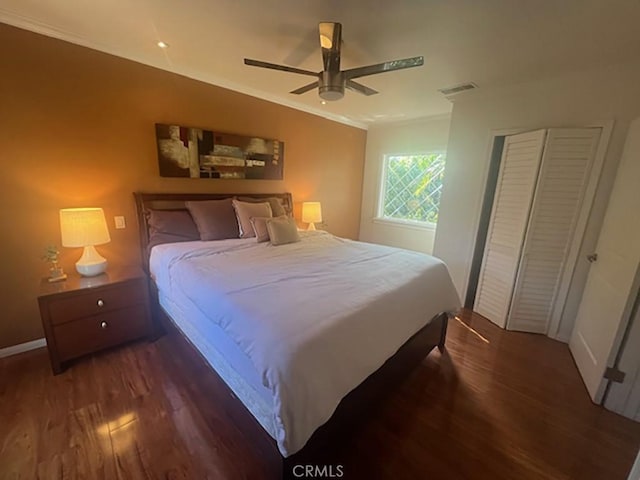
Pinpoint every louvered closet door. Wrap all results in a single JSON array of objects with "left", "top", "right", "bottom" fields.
[
  {"left": 507, "top": 128, "right": 601, "bottom": 333},
  {"left": 474, "top": 130, "right": 547, "bottom": 328}
]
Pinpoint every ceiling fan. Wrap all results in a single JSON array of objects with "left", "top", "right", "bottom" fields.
[{"left": 244, "top": 22, "right": 424, "bottom": 101}]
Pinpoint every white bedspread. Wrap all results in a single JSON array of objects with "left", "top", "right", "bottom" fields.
[{"left": 150, "top": 231, "right": 460, "bottom": 456}]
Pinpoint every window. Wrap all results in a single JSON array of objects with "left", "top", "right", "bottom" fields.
[{"left": 378, "top": 152, "right": 446, "bottom": 227}]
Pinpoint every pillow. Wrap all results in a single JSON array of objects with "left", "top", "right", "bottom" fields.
[
  {"left": 266, "top": 216, "right": 301, "bottom": 246},
  {"left": 185, "top": 198, "right": 240, "bottom": 241},
  {"left": 147, "top": 209, "right": 200, "bottom": 249},
  {"left": 250, "top": 216, "right": 272, "bottom": 243},
  {"left": 250, "top": 215, "right": 287, "bottom": 243},
  {"left": 233, "top": 199, "right": 273, "bottom": 238},
  {"left": 237, "top": 196, "right": 287, "bottom": 217}
]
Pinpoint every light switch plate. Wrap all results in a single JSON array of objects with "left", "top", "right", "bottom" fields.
[{"left": 114, "top": 216, "right": 126, "bottom": 229}]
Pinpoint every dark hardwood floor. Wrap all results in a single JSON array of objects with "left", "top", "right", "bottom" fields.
[{"left": 1, "top": 310, "right": 639, "bottom": 479}]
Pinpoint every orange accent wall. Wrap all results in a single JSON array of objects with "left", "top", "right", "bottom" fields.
[{"left": 0, "top": 24, "right": 366, "bottom": 349}]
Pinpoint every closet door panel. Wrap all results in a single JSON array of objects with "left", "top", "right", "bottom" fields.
[
  {"left": 474, "top": 130, "right": 547, "bottom": 327},
  {"left": 507, "top": 128, "right": 601, "bottom": 332}
]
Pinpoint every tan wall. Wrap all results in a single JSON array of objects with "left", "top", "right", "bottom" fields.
[{"left": 0, "top": 24, "right": 367, "bottom": 349}]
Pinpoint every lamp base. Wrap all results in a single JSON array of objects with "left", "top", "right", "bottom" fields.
[
  {"left": 76, "top": 245, "right": 108, "bottom": 277},
  {"left": 307, "top": 223, "right": 316, "bottom": 231}
]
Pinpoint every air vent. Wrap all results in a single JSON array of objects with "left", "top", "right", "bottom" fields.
[{"left": 438, "top": 82, "right": 478, "bottom": 96}]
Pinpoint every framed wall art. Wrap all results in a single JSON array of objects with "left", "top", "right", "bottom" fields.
[{"left": 155, "top": 124, "right": 284, "bottom": 180}]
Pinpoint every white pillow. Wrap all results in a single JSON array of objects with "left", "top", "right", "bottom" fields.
[{"left": 232, "top": 199, "right": 272, "bottom": 238}]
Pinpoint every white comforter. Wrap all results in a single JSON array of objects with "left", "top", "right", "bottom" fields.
[{"left": 150, "top": 231, "right": 460, "bottom": 456}]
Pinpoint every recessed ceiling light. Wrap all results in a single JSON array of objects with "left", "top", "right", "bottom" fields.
[
  {"left": 321, "top": 100, "right": 327, "bottom": 105},
  {"left": 157, "top": 41, "right": 169, "bottom": 49}
]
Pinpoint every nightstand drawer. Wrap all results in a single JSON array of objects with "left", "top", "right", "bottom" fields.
[
  {"left": 47, "top": 279, "right": 146, "bottom": 326},
  {"left": 54, "top": 305, "right": 150, "bottom": 361}
]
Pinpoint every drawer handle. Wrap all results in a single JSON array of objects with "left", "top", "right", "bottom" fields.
[
  {"left": 97, "top": 299, "right": 104, "bottom": 307},
  {"left": 100, "top": 321, "right": 108, "bottom": 329}
]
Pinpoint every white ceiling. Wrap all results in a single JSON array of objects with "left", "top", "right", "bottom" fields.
[{"left": 2, "top": 0, "right": 640, "bottom": 129}]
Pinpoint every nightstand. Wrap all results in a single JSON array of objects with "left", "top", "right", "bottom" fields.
[{"left": 37, "top": 266, "right": 152, "bottom": 374}]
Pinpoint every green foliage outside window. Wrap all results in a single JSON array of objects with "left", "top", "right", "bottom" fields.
[{"left": 382, "top": 153, "right": 446, "bottom": 225}]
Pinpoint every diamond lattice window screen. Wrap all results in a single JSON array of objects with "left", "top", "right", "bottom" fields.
[{"left": 381, "top": 153, "right": 446, "bottom": 224}]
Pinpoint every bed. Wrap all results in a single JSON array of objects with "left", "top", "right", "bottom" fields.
[{"left": 134, "top": 192, "right": 460, "bottom": 476}]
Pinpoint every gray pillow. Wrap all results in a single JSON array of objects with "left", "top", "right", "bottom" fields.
[
  {"left": 233, "top": 199, "right": 273, "bottom": 238},
  {"left": 147, "top": 209, "right": 200, "bottom": 249},
  {"left": 266, "top": 216, "right": 300, "bottom": 246},
  {"left": 237, "top": 196, "right": 287, "bottom": 217},
  {"left": 185, "top": 198, "right": 240, "bottom": 240}
]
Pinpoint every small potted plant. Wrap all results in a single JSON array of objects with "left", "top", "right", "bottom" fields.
[{"left": 42, "top": 244, "right": 67, "bottom": 282}]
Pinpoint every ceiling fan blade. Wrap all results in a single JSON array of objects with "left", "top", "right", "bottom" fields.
[
  {"left": 244, "top": 58, "right": 318, "bottom": 77},
  {"left": 319, "top": 22, "right": 342, "bottom": 72},
  {"left": 345, "top": 80, "right": 378, "bottom": 96},
  {"left": 343, "top": 56, "right": 424, "bottom": 80},
  {"left": 290, "top": 82, "right": 319, "bottom": 95}
]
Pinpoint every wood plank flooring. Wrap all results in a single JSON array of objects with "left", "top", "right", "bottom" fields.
[{"left": 1, "top": 310, "right": 639, "bottom": 479}]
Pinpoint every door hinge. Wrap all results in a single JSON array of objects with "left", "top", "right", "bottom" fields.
[{"left": 604, "top": 367, "right": 626, "bottom": 383}]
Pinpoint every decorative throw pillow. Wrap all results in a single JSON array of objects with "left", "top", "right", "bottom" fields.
[
  {"left": 237, "top": 196, "right": 287, "bottom": 217},
  {"left": 185, "top": 198, "right": 240, "bottom": 241},
  {"left": 251, "top": 215, "right": 287, "bottom": 242},
  {"left": 266, "top": 216, "right": 301, "bottom": 246},
  {"left": 232, "top": 199, "right": 273, "bottom": 238},
  {"left": 250, "top": 216, "right": 271, "bottom": 243},
  {"left": 147, "top": 209, "right": 200, "bottom": 249}
]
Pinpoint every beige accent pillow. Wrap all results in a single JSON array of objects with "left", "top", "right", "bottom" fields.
[
  {"left": 249, "top": 215, "right": 279, "bottom": 243},
  {"left": 232, "top": 199, "right": 272, "bottom": 238},
  {"left": 266, "top": 216, "right": 300, "bottom": 246}
]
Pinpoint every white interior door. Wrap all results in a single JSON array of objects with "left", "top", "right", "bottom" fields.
[
  {"left": 604, "top": 288, "right": 640, "bottom": 420},
  {"left": 507, "top": 128, "right": 601, "bottom": 333},
  {"left": 474, "top": 130, "right": 546, "bottom": 327},
  {"left": 570, "top": 117, "right": 640, "bottom": 402}
]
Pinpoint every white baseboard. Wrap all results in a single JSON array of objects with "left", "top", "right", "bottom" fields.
[{"left": 0, "top": 338, "right": 47, "bottom": 359}]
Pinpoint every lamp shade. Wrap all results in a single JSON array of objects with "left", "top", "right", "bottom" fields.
[
  {"left": 302, "top": 202, "right": 322, "bottom": 224},
  {"left": 60, "top": 208, "right": 111, "bottom": 247}
]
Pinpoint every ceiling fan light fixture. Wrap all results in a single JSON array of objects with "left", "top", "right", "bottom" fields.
[
  {"left": 319, "top": 87, "right": 344, "bottom": 101},
  {"left": 319, "top": 71, "right": 344, "bottom": 101}
]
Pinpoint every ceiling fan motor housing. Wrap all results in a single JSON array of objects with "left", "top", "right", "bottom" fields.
[{"left": 319, "top": 71, "right": 344, "bottom": 101}]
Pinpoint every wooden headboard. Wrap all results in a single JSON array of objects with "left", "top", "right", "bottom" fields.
[{"left": 133, "top": 192, "right": 293, "bottom": 273}]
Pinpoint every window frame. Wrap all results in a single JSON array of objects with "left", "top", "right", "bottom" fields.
[{"left": 375, "top": 151, "right": 446, "bottom": 230}]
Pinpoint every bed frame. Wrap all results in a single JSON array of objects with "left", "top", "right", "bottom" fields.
[{"left": 133, "top": 191, "right": 448, "bottom": 478}]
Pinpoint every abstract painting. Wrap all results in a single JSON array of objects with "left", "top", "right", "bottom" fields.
[{"left": 155, "top": 124, "right": 284, "bottom": 180}]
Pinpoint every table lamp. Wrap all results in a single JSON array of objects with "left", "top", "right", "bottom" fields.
[
  {"left": 302, "top": 202, "right": 322, "bottom": 231},
  {"left": 60, "top": 208, "right": 111, "bottom": 276}
]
